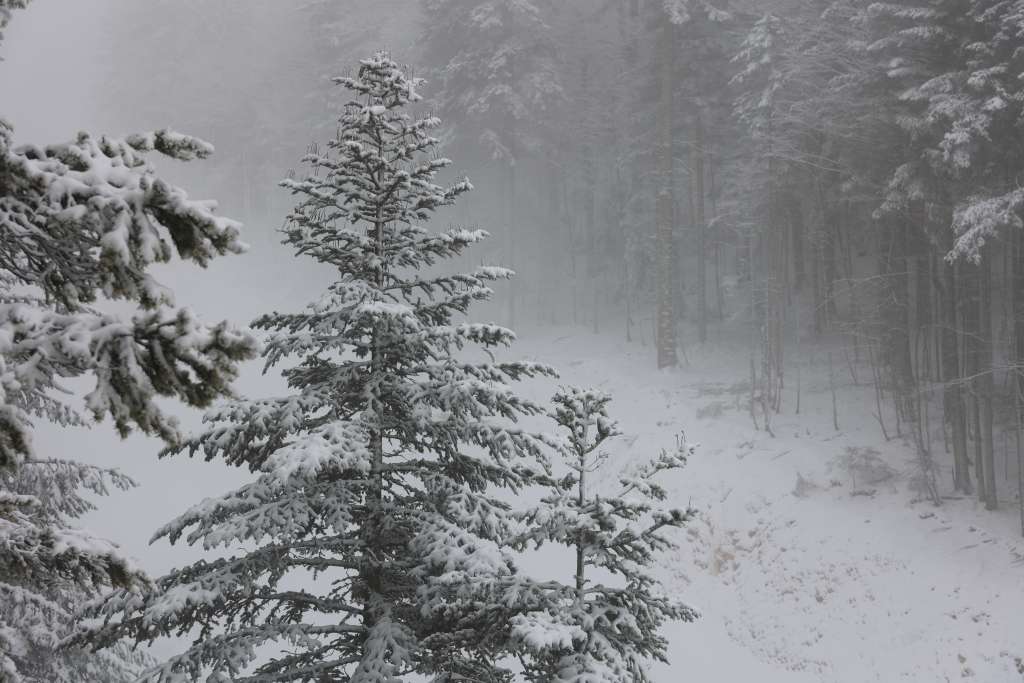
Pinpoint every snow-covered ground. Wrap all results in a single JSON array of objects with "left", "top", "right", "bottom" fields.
[
  {"left": 50, "top": 320, "right": 1024, "bottom": 681},
  {"left": 514, "top": 326, "right": 1024, "bottom": 683}
]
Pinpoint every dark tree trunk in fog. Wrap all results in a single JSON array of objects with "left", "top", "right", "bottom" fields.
[
  {"left": 502, "top": 159, "right": 518, "bottom": 329},
  {"left": 761, "top": 111, "right": 785, "bottom": 414},
  {"left": 1014, "top": 225, "right": 1024, "bottom": 515},
  {"left": 788, "top": 194, "right": 805, "bottom": 293},
  {"left": 980, "top": 253, "right": 997, "bottom": 509},
  {"left": 914, "top": 244, "right": 933, "bottom": 383},
  {"left": 811, "top": 182, "right": 829, "bottom": 335},
  {"left": 961, "top": 260, "right": 987, "bottom": 503},
  {"left": 878, "top": 218, "right": 916, "bottom": 430},
  {"left": 693, "top": 106, "right": 707, "bottom": 344},
  {"left": 942, "top": 258, "right": 971, "bottom": 494},
  {"left": 709, "top": 140, "right": 724, "bottom": 322},
  {"left": 824, "top": 203, "right": 841, "bottom": 324},
  {"left": 581, "top": 60, "right": 599, "bottom": 334},
  {"left": 959, "top": 253, "right": 997, "bottom": 509},
  {"left": 621, "top": 0, "right": 643, "bottom": 344},
  {"left": 655, "top": 14, "right": 677, "bottom": 368}
]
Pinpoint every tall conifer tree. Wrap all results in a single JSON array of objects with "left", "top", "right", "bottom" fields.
[{"left": 79, "top": 53, "right": 556, "bottom": 682}]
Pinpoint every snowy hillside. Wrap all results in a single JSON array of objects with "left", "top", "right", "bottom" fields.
[
  {"left": 511, "top": 327, "right": 1024, "bottom": 682},
  {"left": 23, "top": 318, "right": 1024, "bottom": 681}
]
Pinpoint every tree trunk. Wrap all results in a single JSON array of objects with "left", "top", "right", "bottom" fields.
[
  {"left": 581, "top": 60, "right": 599, "bottom": 334},
  {"left": 962, "top": 260, "right": 987, "bottom": 503},
  {"left": 788, "top": 193, "right": 806, "bottom": 293},
  {"left": 1015, "top": 222, "right": 1024, "bottom": 524},
  {"left": 709, "top": 140, "right": 724, "bottom": 321},
  {"left": 980, "top": 253, "right": 997, "bottom": 509},
  {"left": 811, "top": 181, "right": 828, "bottom": 334},
  {"left": 879, "top": 218, "right": 916, "bottom": 424},
  {"left": 915, "top": 248, "right": 933, "bottom": 382},
  {"left": 693, "top": 106, "right": 707, "bottom": 343},
  {"left": 655, "top": 15, "right": 677, "bottom": 368},
  {"left": 942, "top": 259, "right": 971, "bottom": 493},
  {"left": 365, "top": 201, "right": 386, "bottom": 630}
]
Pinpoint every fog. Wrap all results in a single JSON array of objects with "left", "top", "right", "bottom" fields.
[{"left": 3, "top": 1, "right": 1024, "bottom": 681}]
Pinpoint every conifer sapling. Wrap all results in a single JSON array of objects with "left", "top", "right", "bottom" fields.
[{"left": 513, "top": 387, "right": 698, "bottom": 683}]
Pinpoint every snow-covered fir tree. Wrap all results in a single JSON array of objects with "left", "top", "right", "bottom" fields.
[
  {"left": 78, "top": 52, "right": 558, "bottom": 682},
  {"left": 512, "top": 387, "right": 698, "bottom": 682},
  {"left": 862, "top": 0, "right": 1024, "bottom": 263},
  {"left": 421, "top": 0, "right": 563, "bottom": 163},
  {"left": 1, "top": 460, "right": 153, "bottom": 682},
  {"left": 730, "top": 13, "right": 785, "bottom": 157},
  {"left": 1, "top": 3, "right": 254, "bottom": 681}
]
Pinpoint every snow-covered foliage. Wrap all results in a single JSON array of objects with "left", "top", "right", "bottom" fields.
[
  {"left": 731, "top": 14, "right": 784, "bottom": 147},
  {"left": 421, "top": 0, "right": 564, "bottom": 162},
  {"left": 0, "top": 459, "right": 152, "bottom": 682},
  {"left": 0, "top": 6, "right": 254, "bottom": 680},
  {"left": 950, "top": 188, "right": 1024, "bottom": 263},
  {"left": 662, "top": 0, "right": 730, "bottom": 25},
  {"left": 0, "top": 120, "right": 258, "bottom": 470},
  {"left": 513, "top": 387, "right": 698, "bottom": 682},
  {"left": 76, "top": 53, "right": 558, "bottom": 681},
  {"left": 864, "top": 0, "right": 1024, "bottom": 258}
]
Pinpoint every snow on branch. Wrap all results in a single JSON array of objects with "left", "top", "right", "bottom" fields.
[{"left": 948, "top": 188, "right": 1024, "bottom": 263}]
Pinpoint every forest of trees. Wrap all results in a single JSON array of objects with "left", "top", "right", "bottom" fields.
[
  {"left": 96, "top": 0, "right": 1024, "bottom": 519},
  {"left": 4, "top": 0, "right": 1024, "bottom": 679},
  {"left": 407, "top": 0, "right": 1024, "bottom": 518}
]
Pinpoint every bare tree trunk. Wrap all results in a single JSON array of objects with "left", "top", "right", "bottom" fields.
[
  {"left": 942, "top": 259, "right": 971, "bottom": 493},
  {"left": 760, "top": 113, "right": 784, "bottom": 413},
  {"left": 824, "top": 204, "right": 841, "bottom": 325},
  {"left": 962, "top": 261, "right": 987, "bottom": 503},
  {"left": 1015, "top": 223, "right": 1024, "bottom": 530},
  {"left": 829, "top": 351, "right": 839, "bottom": 430},
  {"left": 693, "top": 106, "right": 707, "bottom": 344},
  {"left": 915, "top": 247, "right": 933, "bottom": 383},
  {"left": 580, "top": 60, "right": 599, "bottom": 334},
  {"left": 655, "top": 15, "right": 677, "bottom": 368},
  {"left": 710, "top": 139, "right": 724, "bottom": 322},
  {"left": 769, "top": 216, "right": 785, "bottom": 412},
  {"left": 981, "top": 253, "right": 997, "bottom": 509},
  {"left": 869, "top": 341, "right": 891, "bottom": 441},
  {"left": 623, "top": 0, "right": 642, "bottom": 343},
  {"left": 789, "top": 194, "right": 805, "bottom": 292},
  {"left": 879, "top": 218, "right": 916, "bottom": 425},
  {"left": 811, "top": 181, "right": 827, "bottom": 335},
  {"left": 558, "top": 162, "right": 580, "bottom": 326}
]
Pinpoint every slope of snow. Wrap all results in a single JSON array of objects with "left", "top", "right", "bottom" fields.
[
  {"left": 38, "top": 316, "right": 1024, "bottom": 680},
  {"left": 512, "top": 326, "right": 1024, "bottom": 682}
]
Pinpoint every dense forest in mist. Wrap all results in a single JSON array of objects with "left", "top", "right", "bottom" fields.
[
  {"left": 4, "top": 0, "right": 1024, "bottom": 681},
  {"left": 92, "top": 0, "right": 1024, "bottom": 518}
]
